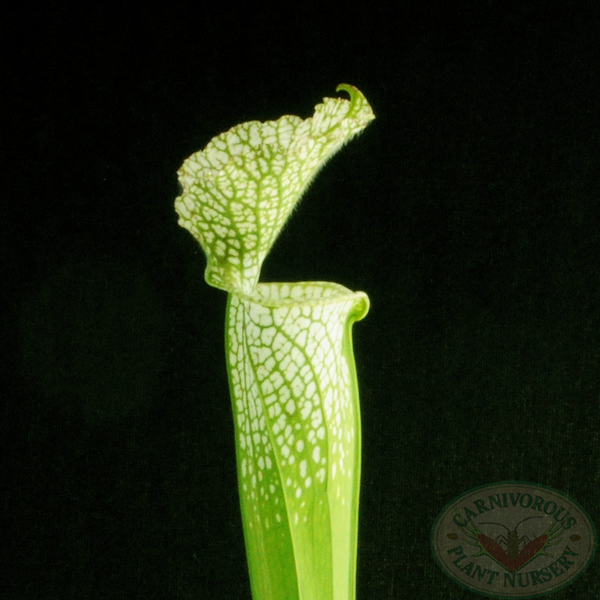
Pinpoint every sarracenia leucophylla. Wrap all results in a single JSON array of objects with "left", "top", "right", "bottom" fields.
[{"left": 175, "top": 86, "right": 375, "bottom": 600}]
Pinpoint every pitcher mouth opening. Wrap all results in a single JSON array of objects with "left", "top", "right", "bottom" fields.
[{"left": 234, "top": 281, "right": 369, "bottom": 318}]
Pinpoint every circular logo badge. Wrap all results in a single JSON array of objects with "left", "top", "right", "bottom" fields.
[{"left": 431, "top": 481, "right": 596, "bottom": 598}]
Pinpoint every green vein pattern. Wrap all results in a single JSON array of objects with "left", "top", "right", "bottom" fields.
[{"left": 175, "top": 84, "right": 375, "bottom": 294}]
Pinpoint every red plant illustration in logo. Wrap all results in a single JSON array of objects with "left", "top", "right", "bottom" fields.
[{"left": 463, "top": 517, "right": 564, "bottom": 572}]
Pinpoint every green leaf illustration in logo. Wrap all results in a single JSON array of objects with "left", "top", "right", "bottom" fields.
[{"left": 175, "top": 85, "right": 374, "bottom": 600}]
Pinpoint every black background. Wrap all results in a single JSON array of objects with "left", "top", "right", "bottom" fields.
[{"left": 2, "top": 1, "right": 599, "bottom": 598}]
